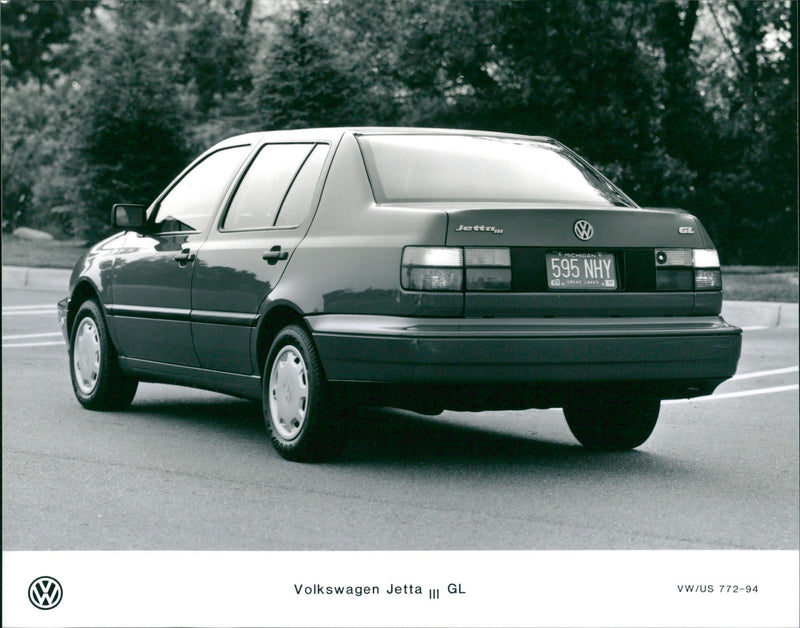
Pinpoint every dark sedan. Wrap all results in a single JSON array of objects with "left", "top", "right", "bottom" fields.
[{"left": 59, "top": 128, "right": 742, "bottom": 460}]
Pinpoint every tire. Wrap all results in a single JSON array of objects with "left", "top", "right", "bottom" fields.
[
  {"left": 564, "top": 396, "right": 660, "bottom": 451},
  {"left": 69, "top": 300, "right": 138, "bottom": 410},
  {"left": 262, "top": 324, "right": 347, "bottom": 462}
]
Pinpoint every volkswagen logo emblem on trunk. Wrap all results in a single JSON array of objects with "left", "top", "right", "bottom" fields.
[
  {"left": 573, "top": 220, "right": 594, "bottom": 241},
  {"left": 28, "top": 577, "right": 63, "bottom": 610}
]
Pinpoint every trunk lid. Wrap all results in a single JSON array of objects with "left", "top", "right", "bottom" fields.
[
  {"left": 444, "top": 207, "right": 715, "bottom": 318},
  {"left": 445, "top": 207, "right": 707, "bottom": 248}
]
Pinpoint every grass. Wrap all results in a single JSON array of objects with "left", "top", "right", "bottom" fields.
[
  {"left": 2, "top": 236, "right": 90, "bottom": 269},
  {"left": 2, "top": 235, "right": 797, "bottom": 302},
  {"left": 721, "top": 267, "right": 798, "bottom": 303}
]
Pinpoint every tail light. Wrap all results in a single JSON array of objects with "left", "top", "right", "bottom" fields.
[
  {"left": 465, "top": 247, "right": 511, "bottom": 291},
  {"left": 402, "top": 246, "right": 723, "bottom": 293},
  {"left": 401, "top": 247, "right": 463, "bottom": 291},
  {"left": 655, "top": 248, "right": 722, "bottom": 291},
  {"left": 693, "top": 249, "right": 722, "bottom": 290},
  {"left": 402, "top": 246, "right": 511, "bottom": 292}
]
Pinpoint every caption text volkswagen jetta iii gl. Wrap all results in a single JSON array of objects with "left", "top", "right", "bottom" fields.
[{"left": 58, "top": 128, "right": 742, "bottom": 461}]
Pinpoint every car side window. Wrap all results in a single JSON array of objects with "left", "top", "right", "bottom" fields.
[
  {"left": 153, "top": 145, "right": 250, "bottom": 233},
  {"left": 275, "top": 144, "right": 330, "bottom": 227},
  {"left": 222, "top": 143, "right": 316, "bottom": 231}
]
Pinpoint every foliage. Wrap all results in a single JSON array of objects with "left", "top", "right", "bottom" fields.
[
  {"left": 1, "top": 76, "right": 79, "bottom": 235},
  {"left": 691, "top": 0, "right": 798, "bottom": 263},
  {"left": 249, "top": 4, "right": 357, "bottom": 129},
  {"left": 0, "top": 0, "right": 98, "bottom": 83},
  {"left": 181, "top": 0, "right": 254, "bottom": 115},
  {"left": 66, "top": 1, "right": 194, "bottom": 239},
  {"left": 0, "top": 0, "right": 796, "bottom": 263}
]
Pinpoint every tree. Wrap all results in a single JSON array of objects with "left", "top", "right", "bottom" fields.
[
  {"left": 68, "top": 2, "right": 193, "bottom": 238},
  {"left": 327, "top": 1, "right": 668, "bottom": 198},
  {"left": 693, "top": 0, "right": 797, "bottom": 263},
  {"left": 1, "top": 72, "right": 88, "bottom": 235},
  {"left": 726, "top": 0, "right": 797, "bottom": 264},
  {"left": 0, "top": 0, "right": 98, "bottom": 84},
  {"left": 249, "top": 3, "right": 359, "bottom": 130},
  {"left": 1, "top": 0, "right": 795, "bottom": 263},
  {"left": 650, "top": 1, "right": 709, "bottom": 164},
  {"left": 181, "top": 0, "right": 254, "bottom": 114}
]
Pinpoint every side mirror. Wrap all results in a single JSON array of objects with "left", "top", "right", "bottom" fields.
[{"left": 112, "top": 204, "right": 147, "bottom": 231}]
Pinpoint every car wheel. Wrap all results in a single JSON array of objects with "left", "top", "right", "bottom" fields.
[
  {"left": 563, "top": 396, "right": 660, "bottom": 451},
  {"left": 263, "top": 325, "right": 347, "bottom": 461},
  {"left": 69, "top": 300, "right": 138, "bottom": 410}
]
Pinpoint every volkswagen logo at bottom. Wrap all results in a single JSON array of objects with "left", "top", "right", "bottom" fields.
[{"left": 28, "top": 576, "right": 63, "bottom": 610}]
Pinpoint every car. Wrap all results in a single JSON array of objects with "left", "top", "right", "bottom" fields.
[{"left": 58, "top": 127, "right": 742, "bottom": 460}]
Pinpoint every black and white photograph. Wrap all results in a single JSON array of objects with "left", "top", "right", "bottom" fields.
[{"left": 2, "top": 1, "right": 798, "bottom": 626}]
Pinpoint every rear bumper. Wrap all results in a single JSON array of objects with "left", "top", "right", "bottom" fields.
[{"left": 307, "top": 314, "right": 742, "bottom": 399}]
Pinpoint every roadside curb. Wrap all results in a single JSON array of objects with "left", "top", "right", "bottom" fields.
[
  {"left": 721, "top": 300, "right": 798, "bottom": 330},
  {"left": 2, "top": 265, "right": 797, "bottom": 329}
]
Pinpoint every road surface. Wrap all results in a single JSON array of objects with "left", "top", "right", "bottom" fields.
[{"left": 3, "top": 285, "right": 797, "bottom": 550}]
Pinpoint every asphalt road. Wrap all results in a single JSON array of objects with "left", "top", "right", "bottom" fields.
[{"left": 3, "top": 285, "right": 798, "bottom": 551}]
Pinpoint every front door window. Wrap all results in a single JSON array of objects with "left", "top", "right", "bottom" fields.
[{"left": 153, "top": 145, "right": 251, "bottom": 233}]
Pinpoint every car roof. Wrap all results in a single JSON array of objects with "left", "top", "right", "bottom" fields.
[{"left": 213, "top": 127, "right": 558, "bottom": 149}]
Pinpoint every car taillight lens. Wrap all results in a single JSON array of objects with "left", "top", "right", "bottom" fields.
[
  {"left": 404, "top": 267, "right": 463, "bottom": 291},
  {"left": 693, "top": 249, "right": 722, "bottom": 290},
  {"left": 693, "top": 249, "right": 720, "bottom": 268},
  {"left": 656, "top": 269, "right": 694, "bottom": 291},
  {"left": 465, "top": 247, "right": 511, "bottom": 291},
  {"left": 402, "top": 247, "right": 463, "bottom": 267},
  {"left": 464, "top": 248, "right": 511, "bottom": 266},
  {"left": 401, "top": 246, "right": 512, "bottom": 292},
  {"left": 402, "top": 247, "right": 463, "bottom": 291},
  {"left": 655, "top": 248, "right": 722, "bottom": 291},
  {"left": 655, "top": 249, "right": 693, "bottom": 267},
  {"left": 694, "top": 269, "right": 722, "bottom": 290}
]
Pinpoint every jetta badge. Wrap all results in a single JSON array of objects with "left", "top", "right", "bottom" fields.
[
  {"left": 454, "top": 224, "right": 504, "bottom": 235},
  {"left": 573, "top": 219, "right": 594, "bottom": 241}
]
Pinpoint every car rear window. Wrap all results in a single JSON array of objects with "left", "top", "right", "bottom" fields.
[{"left": 357, "top": 134, "right": 632, "bottom": 206}]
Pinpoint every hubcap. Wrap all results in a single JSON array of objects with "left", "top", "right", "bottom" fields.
[
  {"left": 269, "top": 346, "right": 309, "bottom": 441},
  {"left": 73, "top": 318, "right": 101, "bottom": 395}
]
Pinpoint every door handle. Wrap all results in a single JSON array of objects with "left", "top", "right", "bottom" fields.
[
  {"left": 173, "top": 250, "right": 196, "bottom": 264},
  {"left": 262, "top": 246, "right": 289, "bottom": 265}
]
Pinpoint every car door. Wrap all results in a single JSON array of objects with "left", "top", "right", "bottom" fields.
[
  {"left": 191, "top": 142, "right": 331, "bottom": 374},
  {"left": 109, "top": 144, "right": 252, "bottom": 366}
]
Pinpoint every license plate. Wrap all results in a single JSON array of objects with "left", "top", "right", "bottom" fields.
[{"left": 546, "top": 251, "right": 618, "bottom": 290}]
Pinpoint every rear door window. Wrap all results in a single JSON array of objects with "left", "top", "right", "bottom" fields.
[
  {"left": 222, "top": 143, "right": 326, "bottom": 231},
  {"left": 275, "top": 144, "right": 329, "bottom": 227}
]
